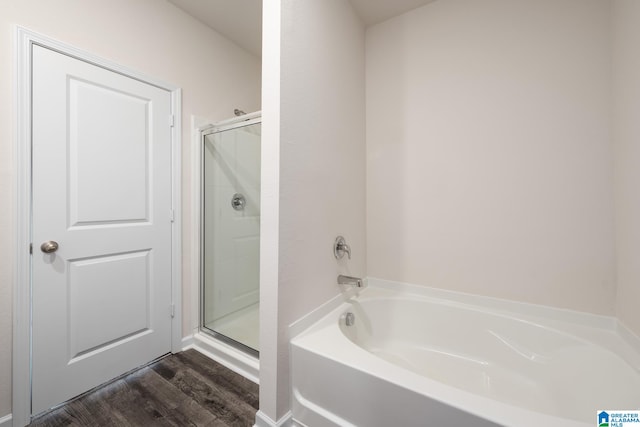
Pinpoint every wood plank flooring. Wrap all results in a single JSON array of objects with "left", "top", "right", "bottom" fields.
[{"left": 29, "top": 349, "right": 259, "bottom": 427}]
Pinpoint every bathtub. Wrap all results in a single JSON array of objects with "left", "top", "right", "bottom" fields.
[{"left": 290, "top": 279, "right": 640, "bottom": 427}]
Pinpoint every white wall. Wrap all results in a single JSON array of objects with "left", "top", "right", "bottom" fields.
[
  {"left": 613, "top": 0, "right": 640, "bottom": 336},
  {"left": 366, "top": 0, "right": 616, "bottom": 314},
  {"left": 0, "top": 0, "right": 261, "bottom": 418},
  {"left": 260, "top": 0, "right": 366, "bottom": 422}
]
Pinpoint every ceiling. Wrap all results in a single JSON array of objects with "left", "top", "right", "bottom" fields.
[
  {"left": 349, "top": 0, "right": 438, "bottom": 26},
  {"left": 167, "top": 0, "right": 438, "bottom": 58},
  {"left": 167, "top": 0, "right": 263, "bottom": 57}
]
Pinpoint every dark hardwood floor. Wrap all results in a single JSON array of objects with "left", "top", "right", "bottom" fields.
[{"left": 29, "top": 349, "right": 259, "bottom": 427}]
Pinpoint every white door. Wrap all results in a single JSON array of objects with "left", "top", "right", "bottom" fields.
[{"left": 31, "top": 45, "right": 173, "bottom": 415}]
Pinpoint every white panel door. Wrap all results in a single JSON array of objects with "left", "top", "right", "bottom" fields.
[{"left": 31, "top": 45, "right": 173, "bottom": 415}]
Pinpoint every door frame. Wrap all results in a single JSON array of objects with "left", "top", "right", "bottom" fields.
[{"left": 12, "top": 26, "right": 182, "bottom": 426}]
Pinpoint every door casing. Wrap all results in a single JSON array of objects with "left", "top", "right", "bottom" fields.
[{"left": 12, "top": 26, "right": 182, "bottom": 427}]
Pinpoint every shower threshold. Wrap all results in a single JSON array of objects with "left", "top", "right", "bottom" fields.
[{"left": 204, "top": 303, "right": 259, "bottom": 353}]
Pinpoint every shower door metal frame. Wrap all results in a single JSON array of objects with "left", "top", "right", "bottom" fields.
[{"left": 199, "top": 112, "right": 261, "bottom": 358}]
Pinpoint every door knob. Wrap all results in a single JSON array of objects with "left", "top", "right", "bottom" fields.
[{"left": 40, "top": 241, "right": 59, "bottom": 253}]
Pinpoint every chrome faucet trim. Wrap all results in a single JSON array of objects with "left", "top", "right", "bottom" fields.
[
  {"left": 334, "top": 236, "right": 351, "bottom": 260},
  {"left": 342, "top": 312, "right": 356, "bottom": 327},
  {"left": 338, "top": 274, "right": 363, "bottom": 288}
]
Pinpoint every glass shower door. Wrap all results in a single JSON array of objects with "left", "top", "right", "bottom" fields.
[{"left": 202, "top": 120, "right": 261, "bottom": 354}]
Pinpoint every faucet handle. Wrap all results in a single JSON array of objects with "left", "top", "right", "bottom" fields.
[{"left": 334, "top": 236, "right": 351, "bottom": 260}]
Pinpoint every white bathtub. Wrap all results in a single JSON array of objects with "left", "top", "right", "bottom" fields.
[{"left": 290, "top": 279, "right": 640, "bottom": 427}]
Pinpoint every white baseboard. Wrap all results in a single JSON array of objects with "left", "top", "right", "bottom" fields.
[
  {"left": 181, "top": 332, "right": 259, "bottom": 384},
  {"left": 0, "top": 413, "right": 12, "bottom": 427},
  {"left": 181, "top": 334, "right": 195, "bottom": 348},
  {"left": 254, "top": 410, "right": 293, "bottom": 427}
]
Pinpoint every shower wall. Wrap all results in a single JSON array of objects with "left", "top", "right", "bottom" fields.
[{"left": 366, "top": 0, "right": 615, "bottom": 315}]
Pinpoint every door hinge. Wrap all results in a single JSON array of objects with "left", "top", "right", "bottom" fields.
[
  {"left": 169, "top": 209, "right": 175, "bottom": 223},
  {"left": 170, "top": 303, "right": 175, "bottom": 318},
  {"left": 29, "top": 243, "right": 33, "bottom": 254},
  {"left": 169, "top": 114, "right": 175, "bottom": 128}
]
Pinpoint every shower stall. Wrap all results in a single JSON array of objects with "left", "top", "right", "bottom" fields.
[{"left": 200, "top": 111, "right": 261, "bottom": 357}]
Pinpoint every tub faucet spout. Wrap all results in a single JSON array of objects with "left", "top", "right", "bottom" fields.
[{"left": 338, "top": 275, "right": 363, "bottom": 288}]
